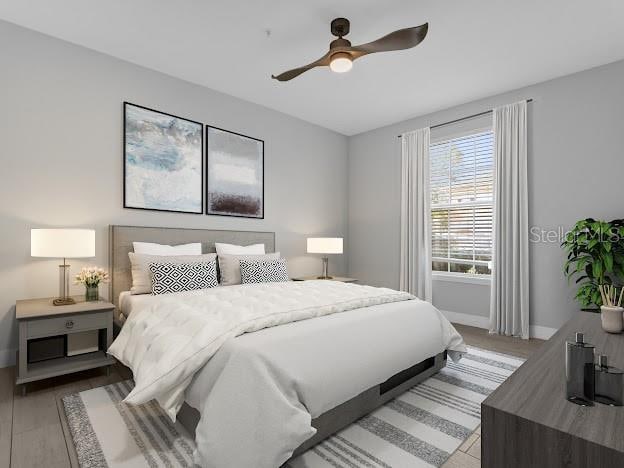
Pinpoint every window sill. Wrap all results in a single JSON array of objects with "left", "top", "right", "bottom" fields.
[{"left": 432, "top": 272, "right": 492, "bottom": 286}]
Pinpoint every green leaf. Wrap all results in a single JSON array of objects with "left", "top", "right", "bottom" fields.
[
  {"left": 593, "top": 290, "right": 602, "bottom": 306},
  {"left": 594, "top": 260, "right": 603, "bottom": 280},
  {"left": 586, "top": 264, "right": 594, "bottom": 278},
  {"left": 561, "top": 218, "right": 624, "bottom": 308},
  {"left": 604, "top": 252, "right": 614, "bottom": 272},
  {"left": 577, "top": 257, "right": 588, "bottom": 271}
]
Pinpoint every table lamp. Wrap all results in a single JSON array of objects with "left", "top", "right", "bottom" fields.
[
  {"left": 307, "top": 237, "right": 343, "bottom": 279},
  {"left": 31, "top": 229, "right": 96, "bottom": 306}
]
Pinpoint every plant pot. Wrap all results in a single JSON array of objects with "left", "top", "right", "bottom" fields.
[
  {"left": 600, "top": 305, "right": 624, "bottom": 333},
  {"left": 85, "top": 285, "right": 99, "bottom": 302}
]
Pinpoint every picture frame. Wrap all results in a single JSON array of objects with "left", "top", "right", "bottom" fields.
[
  {"left": 123, "top": 102, "right": 204, "bottom": 214},
  {"left": 206, "top": 126, "right": 264, "bottom": 219}
]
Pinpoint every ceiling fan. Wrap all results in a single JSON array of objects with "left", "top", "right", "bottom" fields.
[{"left": 271, "top": 18, "right": 428, "bottom": 82}]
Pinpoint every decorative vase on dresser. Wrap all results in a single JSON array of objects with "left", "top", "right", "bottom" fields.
[
  {"left": 601, "top": 305, "right": 624, "bottom": 333},
  {"left": 74, "top": 266, "right": 109, "bottom": 302},
  {"left": 85, "top": 284, "right": 99, "bottom": 301}
]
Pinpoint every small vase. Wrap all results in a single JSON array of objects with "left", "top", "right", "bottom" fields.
[
  {"left": 601, "top": 306, "right": 624, "bottom": 333},
  {"left": 85, "top": 284, "right": 99, "bottom": 302}
]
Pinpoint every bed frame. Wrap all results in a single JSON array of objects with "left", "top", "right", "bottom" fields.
[
  {"left": 108, "top": 224, "right": 447, "bottom": 460},
  {"left": 177, "top": 351, "right": 446, "bottom": 460}
]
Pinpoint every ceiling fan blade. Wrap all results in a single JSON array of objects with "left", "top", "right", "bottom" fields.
[
  {"left": 271, "top": 52, "right": 331, "bottom": 81},
  {"left": 349, "top": 23, "right": 428, "bottom": 58}
]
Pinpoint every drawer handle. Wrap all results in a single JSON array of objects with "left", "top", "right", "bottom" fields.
[{"left": 65, "top": 320, "right": 74, "bottom": 329}]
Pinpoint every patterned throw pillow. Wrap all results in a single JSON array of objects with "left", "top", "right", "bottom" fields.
[
  {"left": 239, "top": 258, "right": 289, "bottom": 284},
  {"left": 149, "top": 261, "right": 218, "bottom": 295}
]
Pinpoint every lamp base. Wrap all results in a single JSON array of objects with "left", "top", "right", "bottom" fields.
[
  {"left": 53, "top": 297, "right": 76, "bottom": 306},
  {"left": 54, "top": 260, "right": 74, "bottom": 306},
  {"left": 318, "top": 257, "right": 332, "bottom": 280}
]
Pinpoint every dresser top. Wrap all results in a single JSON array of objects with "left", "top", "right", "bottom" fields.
[
  {"left": 483, "top": 311, "right": 624, "bottom": 453},
  {"left": 16, "top": 296, "right": 114, "bottom": 320}
]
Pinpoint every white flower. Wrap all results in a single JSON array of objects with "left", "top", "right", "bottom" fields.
[{"left": 74, "top": 266, "right": 110, "bottom": 286}]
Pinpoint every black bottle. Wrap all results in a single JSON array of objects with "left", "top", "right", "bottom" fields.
[
  {"left": 594, "top": 355, "right": 624, "bottom": 406},
  {"left": 565, "top": 332, "right": 595, "bottom": 406}
]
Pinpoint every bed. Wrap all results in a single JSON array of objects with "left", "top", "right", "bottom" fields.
[{"left": 108, "top": 225, "right": 466, "bottom": 467}]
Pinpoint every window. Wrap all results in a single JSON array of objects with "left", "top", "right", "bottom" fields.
[{"left": 430, "top": 130, "right": 494, "bottom": 276}]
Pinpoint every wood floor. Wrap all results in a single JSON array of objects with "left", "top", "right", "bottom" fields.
[
  {"left": 441, "top": 324, "right": 544, "bottom": 468},
  {"left": 0, "top": 362, "right": 131, "bottom": 468},
  {"left": 452, "top": 323, "right": 544, "bottom": 360},
  {"left": 0, "top": 323, "right": 544, "bottom": 468}
]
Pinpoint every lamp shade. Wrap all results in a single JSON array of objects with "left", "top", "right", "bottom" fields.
[
  {"left": 31, "top": 229, "right": 95, "bottom": 258},
  {"left": 307, "top": 237, "right": 343, "bottom": 255}
]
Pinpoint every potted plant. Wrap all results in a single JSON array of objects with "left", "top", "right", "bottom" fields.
[
  {"left": 75, "top": 266, "right": 110, "bottom": 301},
  {"left": 562, "top": 218, "right": 624, "bottom": 310},
  {"left": 598, "top": 284, "right": 624, "bottom": 333}
]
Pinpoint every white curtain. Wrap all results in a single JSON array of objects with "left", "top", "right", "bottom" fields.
[
  {"left": 400, "top": 128, "right": 432, "bottom": 302},
  {"left": 490, "top": 101, "right": 529, "bottom": 338}
]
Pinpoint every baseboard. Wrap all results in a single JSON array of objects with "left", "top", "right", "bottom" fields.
[
  {"left": 440, "top": 309, "right": 557, "bottom": 340},
  {"left": 440, "top": 309, "right": 490, "bottom": 329},
  {"left": 529, "top": 325, "right": 557, "bottom": 340},
  {"left": 0, "top": 348, "right": 16, "bottom": 368}
]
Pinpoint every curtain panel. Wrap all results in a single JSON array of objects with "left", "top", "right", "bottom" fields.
[
  {"left": 490, "top": 101, "right": 529, "bottom": 338},
  {"left": 400, "top": 128, "right": 432, "bottom": 302}
]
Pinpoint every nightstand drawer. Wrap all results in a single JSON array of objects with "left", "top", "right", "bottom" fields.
[{"left": 27, "top": 311, "right": 109, "bottom": 338}]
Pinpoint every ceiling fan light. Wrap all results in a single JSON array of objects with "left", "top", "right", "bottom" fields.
[{"left": 329, "top": 52, "right": 353, "bottom": 73}]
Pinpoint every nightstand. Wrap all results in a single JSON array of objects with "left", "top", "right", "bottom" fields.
[
  {"left": 292, "top": 276, "right": 358, "bottom": 283},
  {"left": 15, "top": 296, "right": 115, "bottom": 394}
]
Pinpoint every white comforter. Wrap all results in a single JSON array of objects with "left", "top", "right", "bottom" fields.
[
  {"left": 110, "top": 281, "right": 416, "bottom": 414},
  {"left": 109, "top": 281, "right": 466, "bottom": 467}
]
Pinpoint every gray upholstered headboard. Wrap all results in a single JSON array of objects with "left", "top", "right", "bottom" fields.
[{"left": 109, "top": 225, "right": 275, "bottom": 307}]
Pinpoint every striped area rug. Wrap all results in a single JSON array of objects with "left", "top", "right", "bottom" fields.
[{"left": 62, "top": 347, "right": 523, "bottom": 467}]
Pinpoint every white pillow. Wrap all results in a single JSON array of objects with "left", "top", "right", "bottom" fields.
[
  {"left": 214, "top": 242, "right": 265, "bottom": 256},
  {"left": 218, "top": 252, "right": 280, "bottom": 286},
  {"left": 133, "top": 242, "right": 202, "bottom": 256},
  {"left": 128, "top": 252, "right": 217, "bottom": 294}
]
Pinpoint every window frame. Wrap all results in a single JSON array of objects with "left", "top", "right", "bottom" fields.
[
  {"left": 432, "top": 271, "right": 492, "bottom": 285},
  {"left": 430, "top": 129, "right": 494, "bottom": 281}
]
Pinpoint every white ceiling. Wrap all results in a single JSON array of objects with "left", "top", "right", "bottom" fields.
[{"left": 2, "top": 0, "right": 624, "bottom": 135}]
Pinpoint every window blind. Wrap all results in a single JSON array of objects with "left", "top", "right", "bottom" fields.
[{"left": 430, "top": 130, "right": 494, "bottom": 275}]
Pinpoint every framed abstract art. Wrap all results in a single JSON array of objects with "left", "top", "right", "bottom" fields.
[
  {"left": 123, "top": 102, "right": 203, "bottom": 214},
  {"left": 206, "top": 126, "right": 264, "bottom": 218}
]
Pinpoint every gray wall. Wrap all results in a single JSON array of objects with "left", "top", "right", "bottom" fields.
[
  {"left": 2, "top": 19, "right": 624, "bottom": 364},
  {"left": 0, "top": 21, "right": 348, "bottom": 365},
  {"left": 348, "top": 59, "right": 624, "bottom": 330}
]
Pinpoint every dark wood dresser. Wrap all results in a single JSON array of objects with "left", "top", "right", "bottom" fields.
[{"left": 482, "top": 312, "right": 624, "bottom": 467}]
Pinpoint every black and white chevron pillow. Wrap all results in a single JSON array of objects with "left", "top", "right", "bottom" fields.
[
  {"left": 239, "top": 258, "right": 289, "bottom": 284},
  {"left": 149, "top": 261, "right": 218, "bottom": 295}
]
